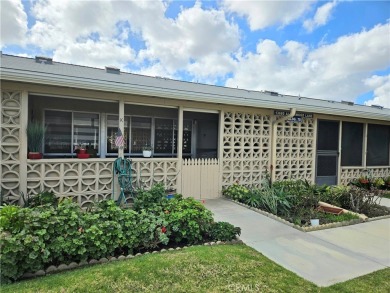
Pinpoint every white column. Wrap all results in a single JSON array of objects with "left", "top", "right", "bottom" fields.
[
  {"left": 176, "top": 106, "right": 183, "bottom": 193},
  {"left": 118, "top": 98, "right": 125, "bottom": 158},
  {"left": 19, "top": 91, "right": 29, "bottom": 204}
]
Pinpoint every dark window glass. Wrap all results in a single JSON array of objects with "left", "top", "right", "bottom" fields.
[
  {"left": 367, "top": 124, "right": 390, "bottom": 166},
  {"left": 155, "top": 118, "right": 175, "bottom": 154},
  {"left": 341, "top": 122, "right": 363, "bottom": 166},
  {"left": 45, "top": 110, "right": 72, "bottom": 153},
  {"left": 317, "top": 155, "right": 337, "bottom": 176},
  {"left": 131, "top": 117, "right": 151, "bottom": 153},
  {"left": 73, "top": 113, "right": 99, "bottom": 153},
  {"left": 317, "top": 120, "right": 339, "bottom": 151}
]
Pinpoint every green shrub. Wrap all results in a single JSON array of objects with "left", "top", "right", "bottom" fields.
[
  {"left": 223, "top": 183, "right": 250, "bottom": 201},
  {"left": 164, "top": 197, "right": 214, "bottom": 244},
  {"left": 0, "top": 205, "right": 23, "bottom": 232},
  {"left": 209, "top": 221, "right": 241, "bottom": 241},
  {"left": 0, "top": 186, "right": 240, "bottom": 283},
  {"left": 133, "top": 184, "right": 168, "bottom": 211}
]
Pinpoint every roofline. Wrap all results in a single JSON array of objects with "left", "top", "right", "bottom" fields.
[{"left": 1, "top": 55, "right": 389, "bottom": 122}]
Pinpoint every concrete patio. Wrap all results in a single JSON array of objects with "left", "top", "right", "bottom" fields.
[{"left": 205, "top": 198, "right": 390, "bottom": 287}]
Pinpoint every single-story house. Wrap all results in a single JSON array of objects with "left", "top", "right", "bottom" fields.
[{"left": 1, "top": 53, "right": 389, "bottom": 207}]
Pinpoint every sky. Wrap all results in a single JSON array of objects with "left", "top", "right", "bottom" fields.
[{"left": 1, "top": 0, "right": 390, "bottom": 108}]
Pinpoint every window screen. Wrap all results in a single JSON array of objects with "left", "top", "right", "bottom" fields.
[
  {"left": 341, "top": 122, "right": 363, "bottom": 166},
  {"left": 317, "top": 155, "right": 337, "bottom": 176},
  {"left": 367, "top": 124, "right": 390, "bottom": 166},
  {"left": 131, "top": 117, "right": 151, "bottom": 153},
  {"left": 317, "top": 120, "right": 339, "bottom": 151},
  {"left": 45, "top": 110, "right": 72, "bottom": 153}
]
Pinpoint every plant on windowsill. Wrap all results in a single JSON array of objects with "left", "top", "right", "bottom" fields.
[
  {"left": 142, "top": 145, "right": 153, "bottom": 158},
  {"left": 74, "top": 143, "right": 90, "bottom": 159},
  {"left": 26, "top": 121, "right": 46, "bottom": 159}
]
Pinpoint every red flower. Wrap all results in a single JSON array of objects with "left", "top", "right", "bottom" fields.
[
  {"left": 161, "top": 227, "right": 167, "bottom": 233},
  {"left": 359, "top": 179, "right": 369, "bottom": 184}
]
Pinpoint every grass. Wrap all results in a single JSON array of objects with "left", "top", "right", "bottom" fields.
[
  {"left": 3, "top": 245, "right": 389, "bottom": 293},
  {"left": 382, "top": 192, "right": 390, "bottom": 199}
]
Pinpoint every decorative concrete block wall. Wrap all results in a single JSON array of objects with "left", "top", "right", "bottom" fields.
[
  {"left": 274, "top": 118, "right": 315, "bottom": 182},
  {"left": 222, "top": 112, "right": 271, "bottom": 188},
  {"left": 340, "top": 167, "right": 390, "bottom": 185},
  {"left": 0, "top": 91, "right": 22, "bottom": 204}
]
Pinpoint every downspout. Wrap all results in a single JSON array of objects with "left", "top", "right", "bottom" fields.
[{"left": 270, "top": 108, "right": 296, "bottom": 184}]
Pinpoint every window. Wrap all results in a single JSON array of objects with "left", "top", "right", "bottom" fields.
[
  {"left": 367, "top": 124, "right": 390, "bottom": 166},
  {"left": 44, "top": 110, "right": 100, "bottom": 155},
  {"left": 131, "top": 117, "right": 152, "bottom": 153},
  {"left": 45, "top": 110, "right": 72, "bottom": 153},
  {"left": 317, "top": 120, "right": 339, "bottom": 151},
  {"left": 73, "top": 113, "right": 99, "bottom": 152},
  {"left": 341, "top": 122, "right": 363, "bottom": 166},
  {"left": 154, "top": 118, "right": 177, "bottom": 155}
]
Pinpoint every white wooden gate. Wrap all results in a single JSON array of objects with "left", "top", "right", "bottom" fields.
[{"left": 181, "top": 158, "right": 220, "bottom": 199}]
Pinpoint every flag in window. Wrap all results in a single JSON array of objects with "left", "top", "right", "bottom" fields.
[{"left": 115, "top": 127, "right": 124, "bottom": 147}]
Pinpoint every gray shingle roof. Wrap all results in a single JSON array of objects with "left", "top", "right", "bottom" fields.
[{"left": 1, "top": 53, "right": 389, "bottom": 121}]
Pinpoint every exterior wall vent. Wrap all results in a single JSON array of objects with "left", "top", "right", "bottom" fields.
[
  {"left": 264, "top": 90, "right": 279, "bottom": 96},
  {"left": 35, "top": 56, "right": 53, "bottom": 64},
  {"left": 105, "top": 66, "right": 120, "bottom": 74},
  {"left": 341, "top": 100, "right": 354, "bottom": 106},
  {"left": 371, "top": 105, "right": 383, "bottom": 110}
]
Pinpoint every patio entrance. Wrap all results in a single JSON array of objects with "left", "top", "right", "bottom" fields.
[
  {"left": 315, "top": 119, "right": 339, "bottom": 185},
  {"left": 181, "top": 158, "right": 220, "bottom": 199}
]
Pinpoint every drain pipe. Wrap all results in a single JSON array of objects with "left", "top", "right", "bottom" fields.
[{"left": 270, "top": 108, "right": 297, "bottom": 184}]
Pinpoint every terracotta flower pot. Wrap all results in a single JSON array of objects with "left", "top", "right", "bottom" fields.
[
  {"left": 78, "top": 149, "right": 87, "bottom": 154},
  {"left": 28, "top": 152, "right": 43, "bottom": 159}
]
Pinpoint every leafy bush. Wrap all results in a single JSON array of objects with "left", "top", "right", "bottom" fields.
[
  {"left": 164, "top": 197, "right": 214, "bottom": 244},
  {"left": 20, "top": 191, "right": 58, "bottom": 208},
  {"left": 208, "top": 221, "right": 241, "bottom": 242},
  {"left": 223, "top": 183, "right": 250, "bottom": 201},
  {"left": 133, "top": 183, "right": 168, "bottom": 211},
  {"left": 0, "top": 185, "right": 241, "bottom": 283}
]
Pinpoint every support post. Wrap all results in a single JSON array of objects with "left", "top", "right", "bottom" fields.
[
  {"left": 19, "top": 91, "right": 29, "bottom": 203},
  {"left": 118, "top": 98, "right": 125, "bottom": 158},
  {"left": 177, "top": 106, "right": 183, "bottom": 193},
  {"left": 218, "top": 110, "right": 224, "bottom": 196}
]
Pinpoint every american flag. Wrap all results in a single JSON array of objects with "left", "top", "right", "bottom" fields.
[{"left": 115, "top": 127, "right": 124, "bottom": 147}]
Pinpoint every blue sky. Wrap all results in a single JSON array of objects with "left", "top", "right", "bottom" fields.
[{"left": 1, "top": 0, "right": 389, "bottom": 107}]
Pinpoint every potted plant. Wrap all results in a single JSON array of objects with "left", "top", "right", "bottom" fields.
[
  {"left": 26, "top": 121, "right": 46, "bottom": 159},
  {"left": 74, "top": 143, "right": 90, "bottom": 159},
  {"left": 142, "top": 145, "right": 153, "bottom": 158}
]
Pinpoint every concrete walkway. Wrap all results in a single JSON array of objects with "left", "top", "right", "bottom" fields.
[{"left": 205, "top": 199, "right": 390, "bottom": 287}]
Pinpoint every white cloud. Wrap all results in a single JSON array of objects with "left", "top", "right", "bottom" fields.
[
  {"left": 226, "top": 23, "right": 390, "bottom": 102},
  {"left": 0, "top": 0, "right": 28, "bottom": 47},
  {"left": 137, "top": 2, "right": 240, "bottom": 73},
  {"left": 223, "top": 0, "right": 313, "bottom": 30},
  {"left": 25, "top": 0, "right": 240, "bottom": 79},
  {"left": 304, "top": 1, "right": 338, "bottom": 32},
  {"left": 364, "top": 75, "right": 390, "bottom": 108},
  {"left": 53, "top": 40, "right": 135, "bottom": 69}
]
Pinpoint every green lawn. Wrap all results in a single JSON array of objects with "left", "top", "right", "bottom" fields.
[{"left": 3, "top": 245, "right": 389, "bottom": 293}]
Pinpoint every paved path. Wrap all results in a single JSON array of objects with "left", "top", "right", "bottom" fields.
[{"left": 205, "top": 199, "right": 390, "bottom": 287}]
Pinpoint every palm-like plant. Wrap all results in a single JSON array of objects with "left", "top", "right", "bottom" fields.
[{"left": 26, "top": 121, "right": 46, "bottom": 152}]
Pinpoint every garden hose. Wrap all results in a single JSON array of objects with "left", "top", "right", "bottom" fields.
[{"left": 112, "top": 157, "right": 133, "bottom": 205}]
